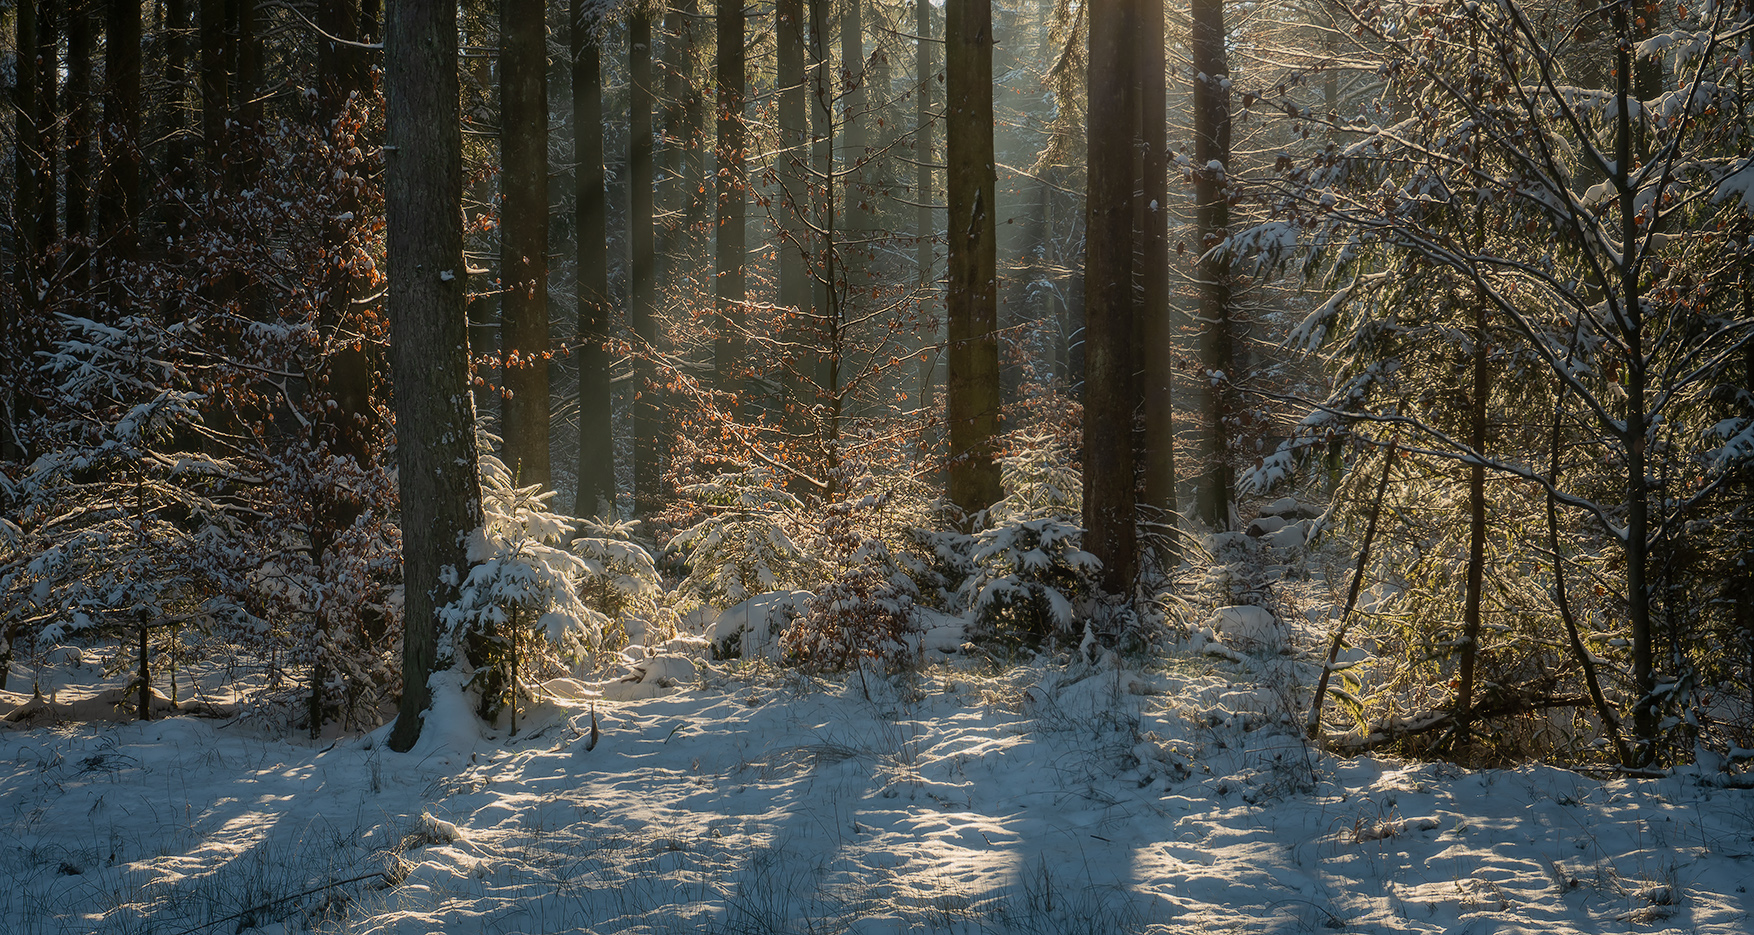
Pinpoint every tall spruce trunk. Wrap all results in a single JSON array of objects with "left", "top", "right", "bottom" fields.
[
  {"left": 1138, "top": 0, "right": 1177, "bottom": 565},
  {"left": 716, "top": 0, "right": 747, "bottom": 418},
  {"left": 1190, "top": 0, "right": 1233, "bottom": 532},
  {"left": 943, "top": 0, "right": 1001, "bottom": 520},
  {"left": 915, "top": 0, "right": 941, "bottom": 477},
  {"left": 501, "top": 0, "right": 551, "bottom": 489},
  {"left": 575, "top": 1, "right": 614, "bottom": 518},
  {"left": 1083, "top": 0, "right": 1139, "bottom": 591},
  {"left": 385, "top": 0, "right": 482, "bottom": 753},
  {"left": 777, "top": 0, "right": 813, "bottom": 477}
]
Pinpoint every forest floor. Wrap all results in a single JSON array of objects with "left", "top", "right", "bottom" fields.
[{"left": 3, "top": 633, "right": 1753, "bottom": 935}]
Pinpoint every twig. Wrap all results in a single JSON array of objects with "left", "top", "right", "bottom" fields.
[{"left": 168, "top": 871, "right": 386, "bottom": 935}]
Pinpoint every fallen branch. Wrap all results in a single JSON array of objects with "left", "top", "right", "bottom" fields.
[
  {"left": 168, "top": 870, "right": 386, "bottom": 935},
  {"left": 1327, "top": 694, "right": 1591, "bottom": 756}
]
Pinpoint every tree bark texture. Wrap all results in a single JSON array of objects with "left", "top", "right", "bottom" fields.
[
  {"left": 1083, "top": 0, "right": 1140, "bottom": 591},
  {"left": 944, "top": 0, "right": 1002, "bottom": 519},
  {"left": 574, "top": 1, "right": 614, "bottom": 518},
  {"left": 500, "top": 0, "right": 551, "bottom": 489},
  {"left": 386, "top": 0, "right": 482, "bottom": 753},
  {"left": 201, "top": 0, "right": 228, "bottom": 175},
  {"left": 1190, "top": 0, "right": 1233, "bottom": 532},
  {"left": 1138, "top": 0, "right": 1178, "bottom": 565}
]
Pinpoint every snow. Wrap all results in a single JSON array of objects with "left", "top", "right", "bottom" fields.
[{"left": 6, "top": 644, "right": 1752, "bottom": 934}]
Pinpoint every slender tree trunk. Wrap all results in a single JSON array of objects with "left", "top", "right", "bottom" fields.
[
  {"left": 100, "top": 0, "right": 142, "bottom": 316},
  {"left": 1138, "top": 0, "right": 1177, "bottom": 565},
  {"left": 1190, "top": 0, "right": 1233, "bottom": 531},
  {"left": 67, "top": 0, "right": 94, "bottom": 257},
  {"left": 808, "top": 0, "right": 837, "bottom": 488},
  {"left": 575, "top": 1, "right": 614, "bottom": 518},
  {"left": 37, "top": 1, "right": 58, "bottom": 248},
  {"left": 1084, "top": 0, "right": 1139, "bottom": 591},
  {"left": 716, "top": 0, "right": 747, "bottom": 417},
  {"left": 944, "top": 0, "right": 1001, "bottom": 520},
  {"left": 318, "top": 0, "right": 371, "bottom": 466},
  {"left": 201, "top": 0, "right": 228, "bottom": 176},
  {"left": 915, "top": 0, "right": 940, "bottom": 476},
  {"left": 13, "top": 0, "right": 38, "bottom": 309},
  {"left": 385, "top": 0, "right": 482, "bottom": 753},
  {"left": 1612, "top": 1, "right": 1654, "bottom": 764},
  {"left": 777, "top": 0, "right": 813, "bottom": 479},
  {"left": 840, "top": 0, "right": 868, "bottom": 239},
  {"left": 501, "top": 0, "right": 551, "bottom": 489},
  {"left": 1454, "top": 294, "right": 1490, "bottom": 738},
  {"left": 630, "top": 12, "right": 660, "bottom": 512}
]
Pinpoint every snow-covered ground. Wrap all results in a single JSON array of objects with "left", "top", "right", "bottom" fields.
[{"left": 4, "top": 645, "right": 1751, "bottom": 935}]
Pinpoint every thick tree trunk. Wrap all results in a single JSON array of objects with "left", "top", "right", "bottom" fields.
[
  {"left": 386, "top": 0, "right": 482, "bottom": 753},
  {"left": 630, "top": 12, "right": 661, "bottom": 512},
  {"left": 716, "top": 0, "right": 747, "bottom": 417},
  {"left": 1190, "top": 0, "right": 1233, "bottom": 532},
  {"left": 500, "top": 0, "right": 551, "bottom": 489},
  {"left": 777, "top": 0, "right": 813, "bottom": 478},
  {"left": 318, "top": 0, "right": 372, "bottom": 467},
  {"left": 574, "top": 2, "right": 614, "bottom": 518},
  {"left": 1138, "top": 0, "right": 1177, "bottom": 565},
  {"left": 944, "top": 0, "right": 1002, "bottom": 520},
  {"left": 1083, "top": 0, "right": 1139, "bottom": 591}
]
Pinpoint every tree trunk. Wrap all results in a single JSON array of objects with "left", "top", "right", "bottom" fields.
[
  {"left": 386, "top": 0, "right": 482, "bottom": 753},
  {"left": 201, "top": 0, "right": 228, "bottom": 176},
  {"left": 915, "top": 0, "right": 940, "bottom": 477},
  {"left": 630, "top": 12, "right": 661, "bottom": 513},
  {"left": 575, "top": 0, "right": 614, "bottom": 518},
  {"left": 1138, "top": 0, "right": 1177, "bottom": 565},
  {"left": 99, "top": 0, "right": 142, "bottom": 316},
  {"left": 67, "top": 0, "right": 94, "bottom": 258},
  {"left": 1612, "top": 4, "right": 1654, "bottom": 763},
  {"left": 1454, "top": 294, "right": 1490, "bottom": 738},
  {"left": 777, "top": 0, "right": 813, "bottom": 480},
  {"left": 809, "top": 0, "right": 837, "bottom": 488},
  {"left": 500, "top": 0, "right": 551, "bottom": 489},
  {"left": 12, "top": 0, "right": 37, "bottom": 316},
  {"left": 1190, "top": 0, "right": 1233, "bottom": 532},
  {"left": 1083, "top": 0, "right": 1139, "bottom": 591},
  {"left": 716, "top": 0, "right": 747, "bottom": 417},
  {"left": 37, "top": 0, "right": 58, "bottom": 247},
  {"left": 943, "top": 0, "right": 1002, "bottom": 520}
]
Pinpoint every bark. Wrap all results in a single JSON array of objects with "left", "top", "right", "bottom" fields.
[
  {"left": 1454, "top": 295, "right": 1490, "bottom": 737},
  {"left": 630, "top": 11, "right": 661, "bottom": 512},
  {"left": 1082, "top": 0, "right": 1139, "bottom": 591},
  {"left": 13, "top": 0, "right": 37, "bottom": 303},
  {"left": 99, "top": 0, "right": 142, "bottom": 315},
  {"left": 500, "top": 0, "right": 551, "bottom": 489},
  {"left": 574, "top": 1, "right": 614, "bottom": 518},
  {"left": 840, "top": 0, "right": 868, "bottom": 239},
  {"left": 36, "top": 0, "right": 58, "bottom": 247},
  {"left": 808, "top": 0, "right": 837, "bottom": 487},
  {"left": 1611, "top": 1, "right": 1654, "bottom": 764},
  {"left": 1138, "top": 0, "right": 1177, "bottom": 565},
  {"left": 944, "top": 0, "right": 1002, "bottom": 520},
  {"left": 386, "top": 0, "right": 482, "bottom": 753},
  {"left": 915, "top": 0, "right": 940, "bottom": 476},
  {"left": 67, "top": 0, "right": 94, "bottom": 248},
  {"left": 716, "top": 0, "right": 747, "bottom": 416},
  {"left": 1190, "top": 0, "right": 1233, "bottom": 531},
  {"left": 778, "top": 0, "right": 812, "bottom": 477},
  {"left": 317, "top": 0, "right": 372, "bottom": 468}
]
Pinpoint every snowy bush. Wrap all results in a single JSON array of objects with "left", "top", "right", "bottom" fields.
[
  {"left": 667, "top": 468, "right": 814, "bottom": 608},
  {"left": 784, "top": 486, "right": 922, "bottom": 672},
  {"left": 442, "top": 442, "right": 600, "bottom": 723},
  {"left": 571, "top": 517, "right": 675, "bottom": 647},
  {"left": 962, "top": 439, "right": 1101, "bottom": 646}
]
